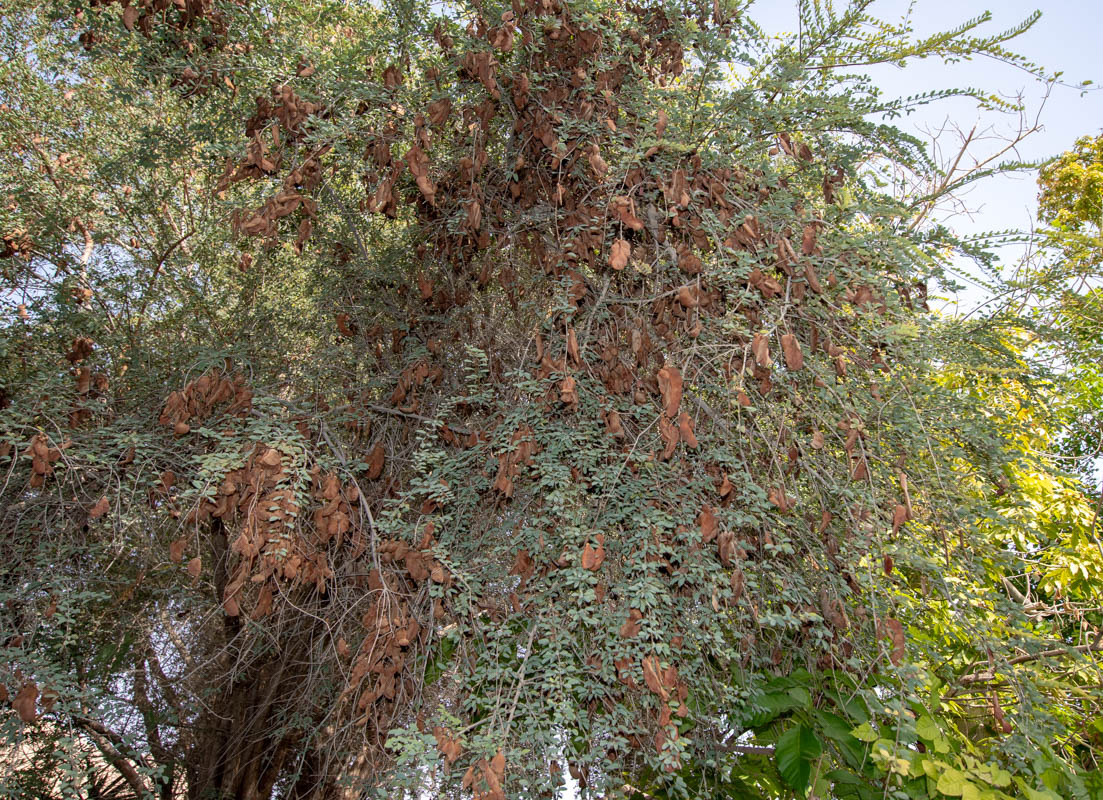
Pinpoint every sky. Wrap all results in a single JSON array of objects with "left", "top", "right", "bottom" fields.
[{"left": 752, "top": 0, "right": 1103, "bottom": 309}]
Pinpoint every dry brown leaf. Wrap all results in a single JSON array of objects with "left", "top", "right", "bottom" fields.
[
  {"left": 366, "top": 443, "right": 385, "bottom": 480},
  {"left": 169, "top": 538, "right": 186, "bottom": 563},
  {"left": 642, "top": 655, "right": 668, "bottom": 699},
  {"left": 677, "top": 412, "right": 697, "bottom": 448},
  {"left": 465, "top": 198, "right": 482, "bottom": 231},
  {"left": 566, "top": 327, "right": 580, "bottom": 365},
  {"left": 899, "top": 471, "right": 913, "bottom": 519},
  {"left": 730, "top": 567, "right": 745, "bottom": 600},
  {"left": 258, "top": 447, "right": 282, "bottom": 468},
  {"left": 656, "top": 365, "right": 683, "bottom": 418},
  {"left": 892, "top": 504, "right": 907, "bottom": 535},
  {"left": 781, "top": 333, "right": 803, "bottom": 370},
  {"left": 13, "top": 681, "right": 37, "bottom": 723},
  {"left": 508, "top": 549, "right": 534, "bottom": 584},
  {"left": 588, "top": 145, "right": 607, "bottom": 178},
  {"left": 581, "top": 539, "right": 605, "bottom": 570},
  {"left": 883, "top": 617, "right": 905, "bottom": 665},
  {"left": 89, "top": 496, "right": 109, "bottom": 520},
  {"left": 223, "top": 595, "right": 240, "bottom": 617},
  {"left": 609, "top": 238, "right": 630, "bottom": 271},
  {"left": 251, "top": 583, "right": 274, "bottom": 619},
  {"left": 656, "top": 109, "right": 668, "bottom": 137},
  {"left": 427, "top": 97, "right": 452, "bottom": 126},
  {"left": 336, "top": 312, "right": 357, "bottom": 338},
  {"left": 434, "top": 727, "right": 463, "bottom": 765},
  {"left": 405, "top": 145, "right": 436, "bottom": 204},
  {"left": 611, "top": 196, "right": 644, "bottom": 231},
  {"left": 405, "top": 551, "right": 430, "bottom": 582},
  {"left": 383, "top": 64, "right": 402, "bottom": 90},
  {"left": 717, "top": 530, "right": 738, "bottom": 566},
  {"left": 698, "top": 505, "right": 717, "bottom": 543},
  {"left": 187, "top": 557, "right": 202, "bottom": 580},
  {"left": 676, "top": 285, "right": 699, "bottom": 308},
  {"left": 801, "top": 223, "right": 818, "bottom": 255},
  {"left": 751, "top": 332, "right": 771, "bottom": 367},
  {"left": 559, "top": 375, "right": 578, "bottom": 408},
  {"left": 768, "top": 487, "right": 792, "bottom": 513},
  {"left": 67, "top": 336, "right": 93, "bottom": 364},
  {"left": 804, "top": 261, "right": 824, "bottom": 293},
  {"left": 992, "top": 691, "right": 1012, "bottom": 734},
  {"left": 658, "top": 416, "right": 679, "bottom": 460},
  {"left": 417, "top": 271, "right": 434, "bottom": 301},
  {"left": 619, "top": 608, "right": 643, "bottom": 638},
  {"left": 819, "top": 587, "right": 849, "bottom": 630},
  {"left": 604, "top": 410, "right": 626, "bottom": 438}
]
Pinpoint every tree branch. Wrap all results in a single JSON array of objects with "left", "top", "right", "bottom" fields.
[
  {"left": 957, "top": 642, "right": 1103, "bottom": 685},
  {"left": 73, "top": 716, "right": 152, "bottom": 799}
]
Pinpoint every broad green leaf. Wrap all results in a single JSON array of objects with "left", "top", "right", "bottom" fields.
[
  {"left": 814, "top": 709, "right": 866, "bottom": 768},
  {"left": 775, "top": 723, "right": 823, "bottom": 794},
  {"left": 851, "top": 722, "right": 877, "bottom": 743},
  {"left": 937, "top": 767, "right": 967, "bottom": 796},
  {"left": 1014, "top": 778, "right": 1062, "bottom": 800},
  {"left": 747, "top": 691, "right": 804, "bottom": 728},
  {"left": 916, "top": 715, "right": 941, "bottom": 741}
]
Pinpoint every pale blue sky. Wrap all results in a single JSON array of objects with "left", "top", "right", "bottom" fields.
[{"left": 754, "top": 0, "right": 1103, "bottom": 306}]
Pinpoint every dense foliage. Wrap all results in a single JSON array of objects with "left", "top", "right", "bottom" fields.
[{"left": 1, "top": 1, "right": 1100, "bottom": 798}]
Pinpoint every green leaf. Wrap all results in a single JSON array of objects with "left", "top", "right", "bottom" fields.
[
  {"left": 815, "top": 709, "right": 866, "bottom": 768},
  {"left": 960, "top": 780, "right": 981, "bottom": 800},
  {"left": 747, "top": 690, "right": 805, "bottom": 727},
  {"left": 423, "top": 633, "right": 458, "bottom": 687},
  {"left": 825, "top": 687, "right": 871, "bottom": 723},
  {"left": 937, "top": 767, "right": 968, "bottom": 796},
  {"left": 775, "top": 723, "right": 823, "bottom": 794},
  {"left": 916, "top": 714, "right": 941, "bottom": 741},
  {"left": 852, "top": 722, "right": 877, "bottom": 743},
  {"left": 1014, "top": 778, "right": 1062, "bottom": 800}
]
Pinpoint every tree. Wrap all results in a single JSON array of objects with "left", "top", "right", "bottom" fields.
[
  {"left": 1028, "top": 134, "right": 1103, "bottom": 471},
  {"left": 2, "top": 0, "right": 1100, "bottom": 798}
]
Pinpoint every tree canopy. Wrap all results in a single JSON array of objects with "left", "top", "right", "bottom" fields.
[{"left": 1, "top": 1, "right": 1101, "bottom": 798}]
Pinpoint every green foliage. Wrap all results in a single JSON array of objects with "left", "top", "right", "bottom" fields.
[
  {"left": 1039, "top": 136, "right": 1103, "bottom": 234},
  {"left": 0, "top": 0, "right": 1100, "bottom": 798},
  {"left": 775, "top": 723, "right": 822, "bottom": 794}
]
